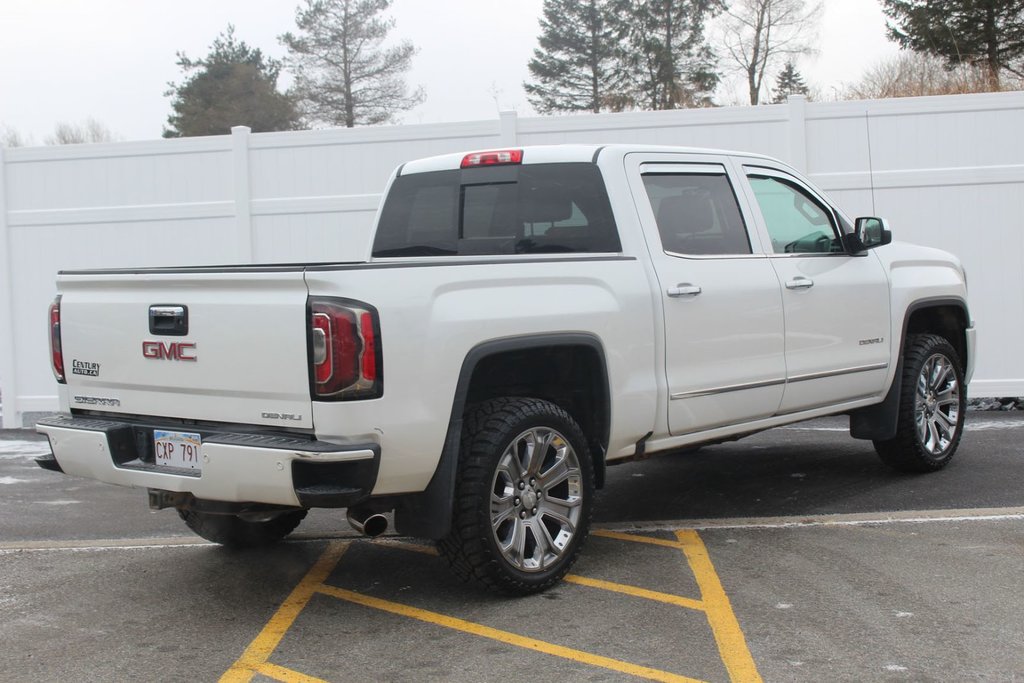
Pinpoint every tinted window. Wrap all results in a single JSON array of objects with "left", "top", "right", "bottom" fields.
[
  {"left": 747, "top": 175, "right": 842, "bottom": 254},
  {"left": 642, "top": 173, "right": 751, "bottom": 255},
  {"left": 372, "top": 163, "right": 621, "bottom": 257}
]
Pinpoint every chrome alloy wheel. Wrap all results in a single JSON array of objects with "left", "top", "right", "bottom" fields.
[
  {"left": 914, "top": 352, "right": 961, "bottom": 455},
  {"left": 490, "top": 427, "right": 583, "bottom": 572}
]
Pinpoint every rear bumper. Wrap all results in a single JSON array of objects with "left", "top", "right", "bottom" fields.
[{"left": 36, "top": 415, "right": 380, "bottom": 508}]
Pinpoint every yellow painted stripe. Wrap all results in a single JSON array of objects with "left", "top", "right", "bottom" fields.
[
  {"left": 592, "top": 529, "right": 685, "bottom": 549},
  {"left": 564, "top": 574, "right": 706, "bottom": 612},
  {"left": 257, "top": 661, "right": 330, "bottom": 683},
  {"left": 219, "top": 542, "right": 349, "bottom": 683},
  {"left": 676, "top": 530, "right": 763, "bottom": 683},
  {"left": 317, "top": 584, "right": 706, "bottom": 683}
]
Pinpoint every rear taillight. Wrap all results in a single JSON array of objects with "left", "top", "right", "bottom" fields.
[
  {"left": 49, "top": 296, "right": 65, "bottom": 384},
  {"left": 309, "top": 298, "right": 382, "bottom": 400}
]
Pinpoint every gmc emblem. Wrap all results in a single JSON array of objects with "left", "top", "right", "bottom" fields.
[{"left": 142, "top": 341, "right": 197, "bottom": 361}]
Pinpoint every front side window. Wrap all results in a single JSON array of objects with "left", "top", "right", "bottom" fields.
[
  {"left": 747, "top": 174, "right": 842, "bottom": 254},
  {"left": 642, "top": 172, "right": 751, "bottom": 256},
  {"left": 372, "top": 163, "right": 620, "bottom": 257}
]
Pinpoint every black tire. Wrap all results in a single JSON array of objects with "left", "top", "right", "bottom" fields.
[
  {"left": 439, "top": 397, "right": 595, "bottom": 595},
  {"left": 178, "top": 507, "right": 307, "bottom": 548},
  {"left": 874, "top": 333, "right": 966, "bottom": 472}
]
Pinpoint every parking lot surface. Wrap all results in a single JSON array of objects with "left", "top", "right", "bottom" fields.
[{"left": 2, "top": 412, "right": 1023, "bottom": 682}]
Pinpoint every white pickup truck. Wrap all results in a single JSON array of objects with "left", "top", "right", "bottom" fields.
[{"left": 37, "top": 144, "right": 974, "bottom": 594}]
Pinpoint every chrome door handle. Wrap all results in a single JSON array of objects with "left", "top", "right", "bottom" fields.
[
  {"left": 785, "top": 277, "right": 814, "bottom": 290},
  {"left": 667, "top": 283, "right": 702, "bottom": 297}
]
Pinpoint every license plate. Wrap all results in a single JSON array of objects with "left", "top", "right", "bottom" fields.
[{"left": 154, "top": 430, "right": 202, "bottom": 472}]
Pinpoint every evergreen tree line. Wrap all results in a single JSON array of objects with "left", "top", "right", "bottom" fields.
[{"left": 525, "top": 0, "right": 1024, "bottom": 114}]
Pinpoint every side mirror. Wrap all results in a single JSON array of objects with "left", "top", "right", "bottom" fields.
[{"left": 846, "top": 217, "right": 893, "bottom": 252}]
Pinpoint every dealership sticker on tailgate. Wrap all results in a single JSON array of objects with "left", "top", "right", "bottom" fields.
[{"left": 154, "top": 430, "right": 202, "bottom": 472}]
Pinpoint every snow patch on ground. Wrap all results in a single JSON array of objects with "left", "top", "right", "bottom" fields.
[
  {"left": 0, "top": 441, "right": 51, "bottom": 461},
  {"left": 0, "top": 476, "right": 36, "bottom": 485}
]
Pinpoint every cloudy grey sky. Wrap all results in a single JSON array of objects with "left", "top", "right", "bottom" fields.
[{"left": 0, "top": 0, "right": 899, "bottom": 143}]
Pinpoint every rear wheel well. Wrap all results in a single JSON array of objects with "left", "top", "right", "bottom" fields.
[{"left": 464, "top": 343, "right": 609, "bottom": 487}]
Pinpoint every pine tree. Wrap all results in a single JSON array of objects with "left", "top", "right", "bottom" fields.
[
  {"left": 772, "top": 60, "right": 809, "bottom": 102},
  {"left": 164, "top": 26, "right": 298, "bottom": 138},
  {"left": 618, "top": 0, "right": 721, "bottom": 110},
  {"left": 525, "top": 0, "right": 626, "bottom": 114},
  {"left": 882, "top": 0, "right": 1024, "bottom": 88},
  {"left": 281, "top": 0, "right": 424, "bottom": 128}
]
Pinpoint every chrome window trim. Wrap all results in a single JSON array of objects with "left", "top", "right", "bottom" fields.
[{"left": 663, "top": 250, "right": 767, "bottom": 261}]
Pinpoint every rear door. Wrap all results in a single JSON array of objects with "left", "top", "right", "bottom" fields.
[
  {"left": 626, "top": 153, "right": 786, "bottom": 436},
  {"left": 58, "top": 268, "right": 313, "bottom": 428},
  {"left": 737, "top": 163, "right": 891, "bottom": 413}
]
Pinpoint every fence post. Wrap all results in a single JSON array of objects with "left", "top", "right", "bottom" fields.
[
  {"left": 0, "top": 146, "right": 18, "bottom": 427},
  {"left": 231, "top": 126, "right": 254, "bottom": 263},
  {"left": 787, "top": 95, "right": 808, "bottom": 173},
  {"left": 499, "top": 110, "right": 519, "bottom": 145}
]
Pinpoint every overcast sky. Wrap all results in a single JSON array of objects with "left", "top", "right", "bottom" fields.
[{"left": 0, "top": 0, "right": 900, "bottom": 143}]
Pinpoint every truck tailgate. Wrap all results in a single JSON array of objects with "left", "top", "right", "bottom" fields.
[{"left": 57, "top": 269, "right": 313, "bottom": 429}]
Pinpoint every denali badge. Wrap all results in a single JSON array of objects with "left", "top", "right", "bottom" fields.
[
  {"left": 261, "top": 412, "right": 304, "bottom": 421},
  {"left": 859, "top": 337, "right": 885, "bottom": 346},
  {"left": 73, "top": 395, "right": 121, "bottom": 406},
  {"left": 71, "top": 359, "right": 101, "bottom": 377},
  {"left": 142, "top": 341, "right": 197, "bottom": 361}
]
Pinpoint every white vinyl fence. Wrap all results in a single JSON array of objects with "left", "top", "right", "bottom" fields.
[{"left": 2, "top": 92, "right": 1023, "bottom": 427}]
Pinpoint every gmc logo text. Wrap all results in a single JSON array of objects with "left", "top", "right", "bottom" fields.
[{"left": 142, "top": 341, "right": 197, "bottom": 361}]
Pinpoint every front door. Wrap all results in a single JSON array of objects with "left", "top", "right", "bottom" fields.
[
  {"left": 739, "top": 164, "right": 891, "bottom": 413},
  {"left": 627, "top": 154, "right": 787, "bottom": 436}
]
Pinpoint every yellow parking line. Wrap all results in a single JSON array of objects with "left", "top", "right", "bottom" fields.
[
  {"left": 317, "top": 583, "right": 706, "bottom": 683},
  {"left": 676, "top": 530, "right": 763, "bottom": 683},
  {"left": 592, "top": 529, "right": 686, "bottom": 549},
  {"left": 564, "top": 574, "right": 705, "bottom": 612},
  {"left": 256, "top": 661, "right": 330, "bottom": 683},
  {"left": 220, "top": 541, "right": 349, "bottom": 683}
]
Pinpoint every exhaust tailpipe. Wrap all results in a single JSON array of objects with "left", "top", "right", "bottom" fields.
[{"left": 347, "top": 508, "right": 388, "bottom": 537}]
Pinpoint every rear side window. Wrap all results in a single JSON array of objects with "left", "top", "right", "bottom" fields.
[
  {"left": 642, "top": 173, "right": 751, "bottom": 256},
  {"left": 372, "top": 163, "right": 621, "bottom": 257}
]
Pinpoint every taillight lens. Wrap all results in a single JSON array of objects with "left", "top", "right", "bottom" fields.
[
  {"left": 460, "top": 149, "right": 523, "bottom": 168},
  {"left": 49, "top": 296, "right": 66, "bottom": 383},
  {"left": 309, "top": 298, "right": 381, "bottom": 400}
]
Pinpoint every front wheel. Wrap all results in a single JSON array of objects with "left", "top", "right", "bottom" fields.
[
  {"left": 874, "top": 333, "right": 966, "bottom": 472},
  {"left": 178, "top": 507, "right": 307, "bottom": 548},
  {"left": 439, "top": 398, "right": 594, "bottom": 595}
]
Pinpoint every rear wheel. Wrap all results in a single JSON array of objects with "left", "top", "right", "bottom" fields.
[
  {"left": 439, "top": 397, "right": 594, "bottom": 595},
  {"left": 874, "top": 333, "right": 966, "bottom": 472},
  {"left": 178, "top": 507, "right": 307, "bottom": 548}
]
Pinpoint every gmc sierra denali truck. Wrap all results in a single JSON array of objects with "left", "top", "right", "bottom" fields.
[{"left": 37, "top": 145, "right": 975, "bottom": 594}]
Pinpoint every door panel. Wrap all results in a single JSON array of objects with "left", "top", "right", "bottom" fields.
[
  {"left": 742, "top": 167, "right": 891, "bottom": 413},
  {"left": 627, "top": 155, "right": 786, "bottom": 435}
]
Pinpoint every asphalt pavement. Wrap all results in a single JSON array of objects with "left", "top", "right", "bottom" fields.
[{"left": 2, "top": 412, "right": 1023, "bottom": 682}]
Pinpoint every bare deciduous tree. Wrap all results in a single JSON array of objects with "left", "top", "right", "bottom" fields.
[
  {"left": 44, "top": 119, "right": 118, "bottom": 145},
  {"left": 844, "top": 51, "right": 1018, "bottom": 100},
  {"left": 720, "top": 0, "right": 821, "bottom": 105},
  {"left": 0, "top": 124, "right": 30, "bottom": 148}
]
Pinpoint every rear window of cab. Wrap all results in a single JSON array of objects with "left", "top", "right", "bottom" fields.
[{"left": 372, "top": 163, "right": 621, "bottom": 257}]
